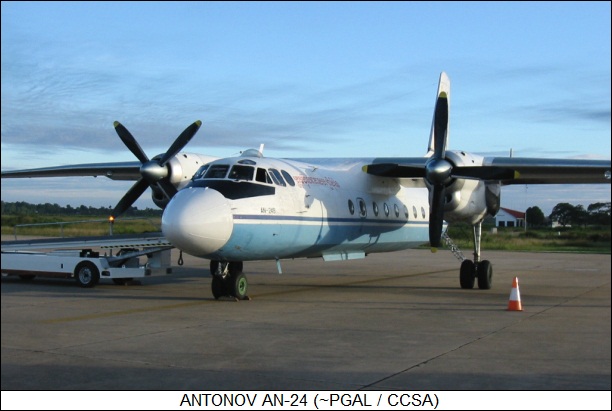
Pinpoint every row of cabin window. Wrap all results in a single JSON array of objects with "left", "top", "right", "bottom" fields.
[
  {"left": 194, "top": 164, "right": 296, "bottom": 187},
  {"left": 348, "top": 199, "right": 427, "bottom": 220}
]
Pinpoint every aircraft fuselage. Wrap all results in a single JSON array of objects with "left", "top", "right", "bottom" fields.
[{"left": 161, "top": 152, "right": 432, "bottom": 262}]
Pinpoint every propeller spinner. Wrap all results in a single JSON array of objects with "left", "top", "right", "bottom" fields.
[{"left": 110, "top": 120, "right": 202, "bottom": 219}]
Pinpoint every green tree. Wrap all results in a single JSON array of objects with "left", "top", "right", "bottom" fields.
[
  {"left": 573, "top": 204, "right": 589, "bottom": 227},
  {"left": 549, "top": 203, "right": 576, "bottom": 227},
  {"left": 587, "top": 202, "right": 611, "bottom": 226},
  {"left": 526, "top": 206, "right": 545, "bottom": 227}
]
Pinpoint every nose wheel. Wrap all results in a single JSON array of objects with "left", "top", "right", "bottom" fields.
[{"left": 210, "top": 261, "right": 250, "bottom": 300}]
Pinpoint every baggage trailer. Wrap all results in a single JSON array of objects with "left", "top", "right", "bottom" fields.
[{"left": 1, "top": 233, "right": 174, "bottom": 288}]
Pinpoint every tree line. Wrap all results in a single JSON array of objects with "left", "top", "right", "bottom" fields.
[
  {"left": 526, "top": 202, "right": 610, "bottom": 228},
  {"left": 1, "top": 201, "right": 162, "bottom": 217}
]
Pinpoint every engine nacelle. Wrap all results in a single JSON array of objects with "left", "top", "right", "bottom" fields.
[
  {"left": 150, "top": 152, "right": 218, "bottom": 209},
  {"left": 439, "top": 150, "right": 501, "bottom": 225}
]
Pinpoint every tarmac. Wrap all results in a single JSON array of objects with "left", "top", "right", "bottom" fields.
[{"left": 1, "top": 246, "right": 610, "bottom": 392}]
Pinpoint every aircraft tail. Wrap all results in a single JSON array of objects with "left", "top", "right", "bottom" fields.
[{"left": 426, "top": 72, "right": 451, "bottom": 157}]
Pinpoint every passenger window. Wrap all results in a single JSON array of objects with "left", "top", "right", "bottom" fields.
[
  {"left": 358, "top": 198, "right": 367, "bottom": 218},
  {"left": 269, "top": 169, "right": 286, "bottom": 186},
  {"left": 256, "top": 168, "right": 272, "bottom": 184},
  {"left": 413, "top": 206, "right": 418, "bottom": 219},
  {"left": 281, "top": 170, "right": 295, "bottom": 186},
  {"left": 384, "top": 203, "right": 390, "bottom": 217},
  {"left": 204, "top": 165, "right": 229, "bottom": 179},
  {"left": 404, "top": 205, "right": 409, "bottom": 219},
  {"left": 373, "top": 202, "right": 379, "bottom": 216},
  {"left": 394, "top": 204, "right": 400, "bottom": 218},
  {"left": 348, "top": 199, "right": 355, "bottom": 215},
  {"left": 229, "top": 165, "right": 254, "bottom": 181},
  {"left": 421, "top": 207, "right": 426, "bottom": 219}
]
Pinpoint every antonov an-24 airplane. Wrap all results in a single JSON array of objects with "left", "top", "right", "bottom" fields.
[{"left": 2, "top": 72, "right": 610, "bottom": 300}]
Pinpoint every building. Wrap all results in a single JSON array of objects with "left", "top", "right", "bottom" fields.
[{"left": 495, "top": 207, "right": 525, "bottom": 228}]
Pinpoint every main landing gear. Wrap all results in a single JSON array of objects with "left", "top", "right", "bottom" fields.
[
  {"left": 458, "top": 222, "right": 493, "bottom": 290},
  {"left": 210, "top": 260, "right": 250, "bottom": 300},
  {"left": 446, "top": 222, "right": 492, "bottom": 290}
]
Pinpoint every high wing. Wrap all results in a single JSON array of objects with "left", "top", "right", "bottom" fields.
[
  {"left": 363, "top": 157, "right": 611, "bottom": 184},
  {"left": 7, "top": 156, "right": 608, "bottom": 185},
  {"left": 0, "top": 162, "right": 141, "bottom": 181}
]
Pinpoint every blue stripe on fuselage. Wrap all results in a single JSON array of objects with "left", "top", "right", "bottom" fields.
[{"left": 207, "top": 214, "right": 431, "bottom": 261}]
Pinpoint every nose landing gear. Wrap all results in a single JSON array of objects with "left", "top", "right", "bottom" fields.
[{"left": 210, "top": 260, "right": 250, "bottom": 300}]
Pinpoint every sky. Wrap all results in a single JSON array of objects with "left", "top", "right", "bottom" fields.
[{"left": 1, "top": 1, "right": 610, "bottom": 215}]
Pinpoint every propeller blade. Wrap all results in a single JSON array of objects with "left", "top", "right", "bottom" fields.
[
  {"left": 426, "top": 75, "right": 450, "bottom": 248},
  {"left": 452, "top": 166, "right": 518, "bottom": 181},
  {"left": 110, "top": 121, "right": 201, "bottom": 219},
  {"left": 433, "top": 92, "right": 448, "bottom": 160},
  {"left": 156, "top": 179, "right": 178, "bottom": 200},
  {"left": 159, "top": 120, "right": 202, "bottom": 166},
  {"left": 110, "top": 178, "right": 149, "bottom": 219},
  {"left": 429, "top": 184, "right": 446, "bottom": 248},
  {"left": 363, "top": 163, "right": 426, "bottom": 178},
  {"left": 114, "top": 121, "right": 149, "bottom": 164}
]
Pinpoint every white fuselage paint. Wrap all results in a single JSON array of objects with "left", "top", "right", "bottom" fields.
[{"left": 162, "top": 155, "right": 433, "bottom": 262}]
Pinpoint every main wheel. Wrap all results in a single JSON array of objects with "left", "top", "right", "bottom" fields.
[
  {"left": 229, "top": 272, "right": 248, "bottom": 300},
  {"left": 460, "top": 260, "right": 476, "bottom": 289},
  {"left": 211, "top": 275, "right": 228, "bottom": 299},
  {"left": 477, "top": 260, "right": 493, "bottom": 290},
  {"left": 74, "top": 261, "right": 100, "bottom": 288}
]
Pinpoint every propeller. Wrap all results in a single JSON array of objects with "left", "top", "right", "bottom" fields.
[
  {"left": 425, "top": 90, "right": 452, "bottom": 249},
  {"left": 110, "top": 120, "right": 202, "bottom": 219}
]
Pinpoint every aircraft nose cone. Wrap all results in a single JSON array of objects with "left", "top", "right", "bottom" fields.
[{"left": 162, "top": 188, "right": 233, "bottom": 257}]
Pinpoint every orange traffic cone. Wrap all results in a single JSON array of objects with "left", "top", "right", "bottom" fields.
[{"left": 507, "top": 277, "right": 523, "bottom": 311}]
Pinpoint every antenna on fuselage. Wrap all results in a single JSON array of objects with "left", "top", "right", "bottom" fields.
[{"left": 259, "top": 144, "right": 265, "bottom": 155}]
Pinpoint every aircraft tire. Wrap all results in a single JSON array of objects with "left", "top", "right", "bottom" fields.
[
  {"left": 229, "top": 261, "right": 243, "bottom": 275},
  {"left": 229, "top": 272, "right": 248, "bottom": 300},
  {"left": 74, "top": 261, "right": 100, "bottom": 288},
  {"left": 459, "top": 260, "right": 475, "bottom": 289},
  {"left": 211, "top": 275, "right": 227, "bottom": 299},
  {"left": 477, "top": 260, "right": 493, "bottom": 290}
]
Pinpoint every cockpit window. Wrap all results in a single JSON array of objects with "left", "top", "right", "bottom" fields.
[
  {"left": 256, "top": 168, "right": 272, "bottom": 184},
  {"left": 281, "top": 170, "right": 295, "bottom": 186},
  {"left": 269, "top": 168, "right": 286, "bottom": 186},
  {"left": 229, "top": 165, "right": 254, "bottom": 181},
  {"left": 204, "top": 164, "right": 230, "bottom": 179},
  {"left": 192, "top": 164, "right": 209, "bottom": 180}
]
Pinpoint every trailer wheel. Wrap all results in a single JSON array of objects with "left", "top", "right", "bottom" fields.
[{"left": 74, "top": 261, "right": 100, "bottom": 288}]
